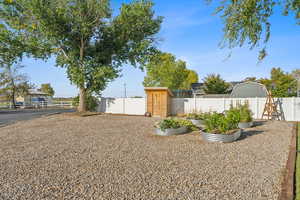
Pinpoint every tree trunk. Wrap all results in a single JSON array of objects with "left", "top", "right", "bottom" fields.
[
  {"left": 78, "top": 87, "right": 87, "bottom": 112},
  {"left": 11, "top": 87, "right": 16, "bottom": 109}
]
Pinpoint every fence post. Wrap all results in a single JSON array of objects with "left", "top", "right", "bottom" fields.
[
  {"left": 256, "top": 97, "right": 259, "bottom": 119},
  {"left": 223, "top": 98, "right": 226, "bottom": 111},
  {"left": 293, "top": 97, "right": 296, "bottom": 121},
  {"left": 194, "top": 96, "right": 196, "bottom": 112},
  {"left": 123, "top": 98, "right": 125, "bottom": 114}
]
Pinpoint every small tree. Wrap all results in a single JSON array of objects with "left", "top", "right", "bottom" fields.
[
  {"left": 1, "top": 0, "right": 162, "bottom": 112},
  {"left": 143, "top": 52, "right": 199, "bottom": 90},
  {"left": 243, "top": 77, "right": 257, "bottom": 82},
  {"left": 0, "top": 64, "right": 32, "bottom": 108},
  {"left": 203, "top": 74, "right": 230, "bottom": 94},
  {"left": 39, "top": 83, "right": 55, "bottom": 97}
]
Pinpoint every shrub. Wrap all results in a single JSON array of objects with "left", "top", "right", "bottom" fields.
[
  {"left": 238, "top": 103, "right": 253, "bottom": 123},
  {"left": 155, "top": 118, "right": 197, "bottom": 131},
  {"left": 155, "top": 118, "right": 181, "bottom": 131},
  {"left": 225, "top": 106, "right": 241, "bottom": 125},
  {"left": 203, "top": 111, "right": 239, "bottom": 134},
  {"left": 72, "top": 94, "right": 98, "bottom": 112}
]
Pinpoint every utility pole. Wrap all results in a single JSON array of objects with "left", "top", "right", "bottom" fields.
[
  {"left": 297, "top": 78, "right": 300, "bottom": 97},
  {"left": 124, "top": 83, "right": 127, "bottom": 98}
]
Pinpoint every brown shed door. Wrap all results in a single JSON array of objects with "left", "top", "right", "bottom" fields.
[{"left": 152, "top": 92, "right": 161, "bottom": 117}]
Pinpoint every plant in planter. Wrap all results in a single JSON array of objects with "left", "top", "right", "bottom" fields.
[
  {"left": 202, "top": 112, "right": 241, "bottom": 143},
  {"left": 237, "top": 103, "right": 254, "bottom": 128},
  {"left": 155, "top": 118, "right": 188, "bottom": 136},
  {"left": 186, "top": 112, "right": 207, "bottom": 128}
]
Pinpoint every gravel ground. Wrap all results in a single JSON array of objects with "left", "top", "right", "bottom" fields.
[{"left": 0, "top": 115, "right": 293, "bottom": 200}]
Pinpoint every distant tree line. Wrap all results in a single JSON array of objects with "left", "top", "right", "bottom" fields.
[{"left": 202, "top": 68, "right": 299, "bottom": 97}]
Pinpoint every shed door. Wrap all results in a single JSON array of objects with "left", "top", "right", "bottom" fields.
[{"left": 152, "top": 92, "right": 161, "bottom": 117}]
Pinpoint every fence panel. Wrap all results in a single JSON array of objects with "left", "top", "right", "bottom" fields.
[
  {"left": 98, "top": 98, "right": 146, "bottom": 115},
  {"left": 99, "top": 97, "right": 300, "bottom": 121},
  {"left": 171, "top": 97, "right": 300, "bottom": 121}
]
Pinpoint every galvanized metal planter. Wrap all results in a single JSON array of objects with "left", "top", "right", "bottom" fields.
[
  {"left": 190, "top": 119, "right": 205, "bottom": 128},
  {"left": 201, "top": 129, "right": 242, "bottom": 143},
  {"left": 155, "top": 126, "right": 188, "bottom": 136},
  {"left": 238, "top": 122, "right": 253, "bottom": 129}
]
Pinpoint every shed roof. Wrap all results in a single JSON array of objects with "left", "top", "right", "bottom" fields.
[{"left": 144, "top": 87, "right": 174, "bottom": 96}]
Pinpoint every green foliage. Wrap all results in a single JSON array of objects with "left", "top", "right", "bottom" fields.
[
  {"left": 207, "top": 0, "right": 300, "bottom": 59},
  {"left": 143, "top": 52, "right": 199, "bottom": 90},
  {"left": 203, "top": 111, "right": 240, "bottom": 134},
  {"left": 203, "top": 74, "right": 230, "bottom": 94},
  {"left": 39, "top": 83, "right": 55, "bottom": 97},
  {"left": 186, "top": 112, "right": 206, "bottom": 120},
  {"left": 1, "top": 0, "right": 162, "bottom": 111},
  {"left": 177, "top": 119, "right": 198, "bottom": 131},
  {"left": 238, "top": 103, "right": 253, "bottom": 123},
  {"left": 155, "top": 118, "right": 181, "bottom": 131},
  {"left": 72, "top": 93, "right": 98, "bottom": 112},
  {"left": 225, "top": 106, "right": 241, "bottom": 125},
  {"left": 0, "top": 64, "right": 33, "bottom": 108},
  {"left": 155, "top": 118, "right": 197, "bottom": 131},
  {"left": 259, "top": 67, "right": 297, "bottom": 97}
]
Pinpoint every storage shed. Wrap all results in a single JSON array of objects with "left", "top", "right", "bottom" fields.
[
  {"left": 230, "top": 82, "right": 268, "bottom": 98},
  {"left": 145, "top": 87, "right": 173, "bottom": 117}
]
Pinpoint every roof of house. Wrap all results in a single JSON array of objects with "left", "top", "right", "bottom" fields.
[
  {"left": 28, "top": 89, "right": 49, "bottom": 96},
  {"left": 191, "top": 81, "right": 243, "bottom": 95}
]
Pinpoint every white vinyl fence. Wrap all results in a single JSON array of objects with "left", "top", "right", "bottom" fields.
[
  {"left": 98, "top": 97, "right": 300, "bottom": 121},
  {"left": 98, "top": 98, "right": 146, "bottom": 115}
]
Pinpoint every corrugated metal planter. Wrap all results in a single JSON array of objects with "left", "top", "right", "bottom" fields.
[
  {"left": 238, "top": 122, "right": 253, "bottom": 129},
  {"left": 155, "top": 126, "right": 188, "bottom": 136},
  {"left": 190, "top": 119, "right": 205, "bottom": 128},
  {"left": 201, "top": 129, "right": 242, "bottom": 143}
]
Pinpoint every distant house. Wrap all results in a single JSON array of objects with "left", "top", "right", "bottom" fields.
[
  {"left": 16, "top": 89, "right": 53, "bottom": 106},
  {"left": 0, "top": 94, "right": 8, "bottom": 101}
]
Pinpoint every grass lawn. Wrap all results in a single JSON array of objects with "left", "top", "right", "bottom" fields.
[{"left": 296, "top": 123, "right": 300, "bottom": 200}]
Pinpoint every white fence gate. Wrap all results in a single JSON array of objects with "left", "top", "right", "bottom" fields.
[{"left": 98, "top": 97, "right": 300, "bottom": 121}]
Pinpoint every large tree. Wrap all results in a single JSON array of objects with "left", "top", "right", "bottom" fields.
[
  {"left": 207, "top": 0, "right": 300, "bottom": 59},
  {"left": 0, "top": 64, "right": 32, "bottom": 108},
  {"left": 0, "top": 0, "right": 162, "bottom": 112},
  {"left": 38, "top": 83, "right": 55, "bottom": 97},
  {"left": 143, "top": 52, "right": 199, "bottom": 90},
  {"left": 259, "top": 67, "right": 297, "bottom": 97},
  {"left": 203, "top": 74, "right": 230, "bottom": 94}
]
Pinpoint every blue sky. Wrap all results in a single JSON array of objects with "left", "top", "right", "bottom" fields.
[{"left": 21, "top": 0, "right": 300, "bottom": 97}]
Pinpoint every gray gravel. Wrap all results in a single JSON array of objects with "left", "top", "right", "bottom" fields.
[{"left": 0, "top": 115, "right": 293, "bottom": 200}]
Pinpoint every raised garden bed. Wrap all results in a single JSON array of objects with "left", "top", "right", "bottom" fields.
[{"left": 202, "top": 129, "right": 241, "bottom": 143}]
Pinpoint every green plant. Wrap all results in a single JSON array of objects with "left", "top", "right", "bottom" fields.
[
  {"left": 155, "top": 118, "right": 197, "bottom": 131},
  {"left": 155, "top": 118, "right": 181, "bottom": 131},
  {"left": 225, "top": 106, "right": 241, "bottom": 125},
  {"left": 203, "top": 111, "right": 239, "bottom": 134},
  {"left": 237, "top": 103, "right": 253, "bottom": 123},
  {"left": 177, "top": 119, "right": 198, "bottom": 131},
  {"left": 72, "top": 94, "right": 98, "bottom": 112},
  {"left": 186, "top": 112, "right": 205, "bottom": 120}
]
